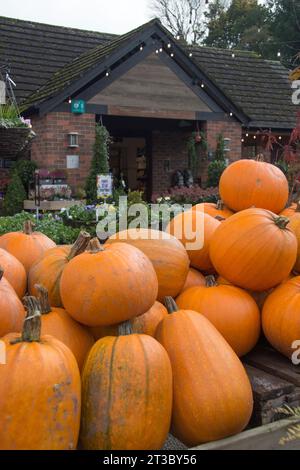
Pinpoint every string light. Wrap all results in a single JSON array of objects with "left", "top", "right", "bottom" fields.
[
  {"left": 139, "top": 45, "right": 143, "bottom": 51},
  {"left": 68, "top": 98, "right": 72, "bottom": 104},
  {"left": 170, "top": 53, "right": 174, "bottom": 58},
  {"left": 201, "top": 83, "right": 204, "bottom": 88},
  {"left": 253, "top": 135, "right": 257, "bottom": 139},
  {"left": 279, "top": 135, "right": 282, "bottom": 140},
  {"left": 241, "top": 138, "right": 244, "bottom": 142},
  {"left": 176, "top": 35, "right": 180, "bottom": 40},
  {"left": 231, "top": 53, "right": 235, "bottom": 58},
  {"left": 155, "top": 49, "right": 159, "bottom": 54},
  {"left": 246, "top": 132, "right": 249, "bottom": 137},
  {"left": 105, "top": 70, "right": 110, "bottom": 77},
  {"left": 229, "top": 112, "right": 233, "bottom": 117},
  {"left": 189, "top": 52, "right": 193, "bottom": 57},
  {"left": 159, "top": 47, "right": 163, "bottom": 52},
  {"left": 277, "top": 51, "right": 281, "bottom": 57},
  {"left": 167, "top": 43, "right": 171, "bottom": 48}
]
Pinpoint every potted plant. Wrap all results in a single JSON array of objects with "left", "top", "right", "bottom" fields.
[{"left": 0, "top": 104, "right": 35, "bottom": 158}]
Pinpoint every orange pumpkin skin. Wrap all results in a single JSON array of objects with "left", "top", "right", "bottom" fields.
[
  {"left": 288, "top": 213, "right": 300, "bottom": 272},
  {"left": 0, "top": 299, "right": 81, "bottom": 450},
  {"left": 0, "top": 248, "right": 26, "bottom": 298},
  {"left": 262, "top": 276, "right": 300, "bottom": 359},
  {"left": 106, "top": 229, "right": 189, "bottom": 301},
  {"left": 219, "top": 160, "right": 289, "bottom": 213},
  {"left": 0, "top": 221, "right": 56, "bottom": 273},
  {"left": 181, "top": 268, "right": 206, "bottom": 292},
  {"left": 193, "top": 201, "right": 233, "bottom": 220},
  {"left": 90, "top": 301, "right": 168, "bottom": 340},
  {"left": 210, "top": 208, "right": 297, "bottom": 291},
  {"left": 176, "top": 280, "right": 260, "bottom": 356},
  {"left": 60, "top": 240, "right": 158, "bottom": 326},
  {"left": 155, "top": 306, "right": 253, "bottom": 446},
  {"left": 29, "top": 232, "right": 91, "bottom": 307},
  {"left": 80, "top": 332, "right": 173, "bottom": 450},
  {"left": 0, "top": 273, "right": 25, "bottom": 337},
  {"left": 280, "top": 201, "right": 300, "bottom": 218},
  {"left": 166, "top": 211, "right": 220, "bottom": 272}
]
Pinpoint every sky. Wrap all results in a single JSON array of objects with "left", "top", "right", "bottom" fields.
[{"left": 0, "top": 0, "right": 152, "bottom": 34}]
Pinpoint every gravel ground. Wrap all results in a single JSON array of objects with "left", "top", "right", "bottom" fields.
[{"left": 162, "top": 434, "right": 188, "bottom": 450}]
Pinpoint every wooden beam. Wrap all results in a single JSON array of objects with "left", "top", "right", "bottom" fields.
[{"left": 107, "top": 105, "right": 196, "bottom": 120}]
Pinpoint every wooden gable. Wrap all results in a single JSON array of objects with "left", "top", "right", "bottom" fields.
[{"left": 88, "top": 53, "right": 214, "bottom": 120}]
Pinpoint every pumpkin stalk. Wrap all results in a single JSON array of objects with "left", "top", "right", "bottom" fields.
[
  {"left": 216, "top": 200, "right": 225, "bottom": 210},
  {"left": 205, "top": 275, "right": 218, "bottom": 287},
  {"left": 35, "top": 284, "right": 52, "bottom": 314},
  {"left": 274, "top": 216, "right": 289, "bottom": 229},
  {"left": 0, "top": 267, "right": 4, "bottom": 281},
  {"left": 23, "top": 220, "right": 34, "bottom": 235},
  {"left": 118, "top": 320, "right": 133, "bottom": 336},
  {"left": 67, "top": 231, "right": 91, "bottom": 261},
  {"left": 164, "top": 296, "right": 178, "bottom": 314},
  {"left": 88, "top": 238, "right": 104, "bottom": 253},
  {"left": 296, "top": 200, "right": 300, "bottom": 212},
  {"left": 11, "top": 297, "right": 42, "bottom": 344}
]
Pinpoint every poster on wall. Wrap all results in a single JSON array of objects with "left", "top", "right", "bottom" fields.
[{"left": 97, "top": 174, "right": 113, "bottom": 198}]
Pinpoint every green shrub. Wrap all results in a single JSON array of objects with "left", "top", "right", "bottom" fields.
[
  {"left": 207, "top": 160, "right": 227, "bottom": 187},
  {"left": 3, "top": 171, "right": 27, "bottom": 215},
  {"left": 85, "top": 124, "right": 110, "bottom": 203},
  {"left": 14, "top": 160, "right": 37, "bottom": 192}
]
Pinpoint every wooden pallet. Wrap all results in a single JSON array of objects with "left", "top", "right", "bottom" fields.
[{"left": 244, "top": 345, "right": 300, "bottom": 427}]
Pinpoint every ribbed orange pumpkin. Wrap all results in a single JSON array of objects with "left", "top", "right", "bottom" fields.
[
  {"left": 181, "top": 268, "right": 205, "bottom": 292},
  {"left": 0, "top": 247, "right": 26, "bottom": 298},
  {"left": 219, "top": 159, "right": 289, "bottom": 213},
  {"left": 193, "top": 200, "right": 233, "bottom": 220},
  {"left": 36, "top": 285, "right": 94, "bottom": 370},
  {"left": 210, "top": 208, "right": 297, "bottom": 291},
  {"left": 176, "top": 276, "right": 260, "bottom": 356},
  {"left": 288, "top": 213, "right": 300, "bottom": 273},
  {"left": 106, "top": 229, "right": 189, "bottom": 301},
  {"left": 280, "top": 201, "right": 300, "bottom": 218},
  {"left": 166, "top": 211, "right": 220, "bottom": 272},
  {"left": 0, "top": 269, "right": 25, "bottom": 337},
  {"left": 80, "top": 322, "right": 173, "bottom": 450},
  {"left": 60, "top": 238, "right": 158, "bottom": 326},
  {"left": 90, "top": 301, "right": 168, "bottom": 340},
  {"left": 0, "top": 297, "right": 81, "bottom": 450},
  {"left": 155, "top": 298, "right": 253, "bottom": 446},
  {"left": 0, "top": 221, "right": 56, "bottom": 273},
  {"left": 28, "top": 231, "right": 91, "bottom": 307},
  {"left": 262, "top": 276, "right": 300, "bottom": 359}
]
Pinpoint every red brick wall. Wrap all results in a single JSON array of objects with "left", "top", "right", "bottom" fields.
[
  {"left": 31, "top": 112, "right": 95, "bottom": 190},
  {"left": 204, "top": 120, "right": 242, "bottom": 161},
  {"left": 151, "top": 129, "right": 190, "bottom": 194}
]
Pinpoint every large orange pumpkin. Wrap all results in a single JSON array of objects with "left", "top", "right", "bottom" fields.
[
  {"left": 0, "top": 247, "right": 26, "bottom": 298},
  {"left": 106, "top": 229, "right": 189, "bottom": 301},
  {"left": 219, "top": 159, "right": 289, "bottom": 213},
  {"left": 28, "top": 231, "right": 91, "bottom": 307},
  {"left": 193, "top": 200, "right": 233, "bottom": 220},
  {"left": 0, "top": 268, "right": 25, "bottom": 337},
  {"left": 155, "top": 298, "right": 253, "bottom": 446},
  {"left": 80, "top": 321, "right": 173, "bottom": 450},
  {"left": 280, "top": 201, "right": 300, "bottom": 218},
  {"left": 181, "top": 267, "right": 205, "bottom": 293},
  {"left": 166, "top": 210, "right": 220, "bottom": 272},
  {"left": 262, "top": 276, "right": 300, "bottom": 359},
  {"left": 36, "top": 284, "right": 94, "bottom": 370},
  {"left": 288, "top": 213, "right": 300, "bottom": 273},
  {"left": 0, "top": 220, "right": 56, "bottom": 273},
  {"left": 0, "top": 297, "right": 81, "bottom": 450},
  {"left": 210, "top": 208, "right": 297, "bottom": 291},
  {"left": 176, "top": 276, "right": 260, "bottom": 356},
  {"left": 60, "top": 238, "right": 158, "bottom": 326},
  {"left": 90, "top": 301, "right": 168, "bottom": 340}
]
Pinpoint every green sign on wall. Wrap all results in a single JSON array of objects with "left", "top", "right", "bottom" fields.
[{"left": 71, "top": 99, "right": 86, "bottom": 114}]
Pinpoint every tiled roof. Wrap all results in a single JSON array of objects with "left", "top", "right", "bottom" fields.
[{"left": 0, "top": 16, "right": 296, "bottom": 128}]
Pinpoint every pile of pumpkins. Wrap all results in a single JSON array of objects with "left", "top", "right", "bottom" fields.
[{"left": 0, "top": 158, "right": 299, "bottom": 450}]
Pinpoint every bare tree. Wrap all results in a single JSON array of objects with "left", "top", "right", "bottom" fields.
[{"left": 150, "top": 0, "right": 209, "bottom": 44}]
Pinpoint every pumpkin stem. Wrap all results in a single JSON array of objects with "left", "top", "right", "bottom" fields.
[
  {"left": 274, "top": 216, "right": 290, "bottom": 229},
  {"left": 88, "top": 238, "right": 104, "bottom": 253},
  {"left": 0, "top": 267, "right": 4, "bottom": 281},
  {"left": 67, "top": 231, "right": 91, "bottom": 260},
  {"left": 164, "top": 296, "right": 178, "bottom": 314},
  {"left": 216, "top": 200, "right": 224, "bottom": 210},
  {"left": 256, "top": 153, "right": 264, "bottom": 162},
  {"left": 118, "top": 320, "right": 133, "bottom": 336},
  {"left": 11, "top": 296, "right": 41, "bottom": 344},
  {"left": 205, "top": 275, "right": 218, "bottom": 287},
  {"left": 23, "top": 220, "right": 34, "bottom": 235},
  {"left": 296, "top": 200, "right": 300, "bottom": 212},
  {"left": 35, "top": 284, "right": 52, "bottom": 314},
  {"left": 215, "top": 215, "right": 225, "bottom": 222}
]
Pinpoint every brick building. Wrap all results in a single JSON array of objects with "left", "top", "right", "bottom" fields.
[{"left": 0, "top": 16, "right": 297, "bottom": 199}]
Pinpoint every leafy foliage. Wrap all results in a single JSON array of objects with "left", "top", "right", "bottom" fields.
[
  {"left": 207, "top": 160, "right": 227, "bottom": 187},
  {"left": 2, "top": 171, "right": 27, "bottom": 215},
  {"left": 214, "top": 133, "right": 226, "bottom": 161},
  {"left": 85, "top": 124, "right": 110, "bottom": 203},
  {"left": 14, "top": 160, "right": 38, "bottom": 192}
]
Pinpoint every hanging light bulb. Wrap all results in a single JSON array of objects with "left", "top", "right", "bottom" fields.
[
  {"left": 201, "top": 83, "right": 204, "bottom": 88},
  {"left": 241, "top": 138, "right": 244, "bottom": 142},
  {"left": 253, "top": 135, "right": 257, "bottom": 139},
  {"left": 278, "top": 135, "right": 282, "bottom": 140},
  {"left": 68, "top": 98, "right": 72, "bottom": 104},
  {"left": 140, "top": 45, "right": 143, "bottom": 51},
  {"left": 229, "top": 112, "right": 233, "bottom": 117},
  {"left": 167, "top": 43, "right": 171, "bottom": 48},
  {"left": 170, "top": 53, "right": 174, "bottom": 58},
  {"left": 155, "top": 49, "right": 159, "bottom": 54},
  {"left": 231, "top": 53, "right": 235, "bottom": 58},
  {"left": 189, "top": 52, "right": 193, "bottom": 57},
  {"left": 246, "top": 132, "right": 249, "bottom": 137},
  {"left": 277, "top": 51, "right": 281, "bottom": 57},
  {"left": 159, "top": 47, "right": 163, "bottom": 52}
]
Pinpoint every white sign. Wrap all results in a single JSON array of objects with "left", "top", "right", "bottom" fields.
[
  {"left": 0, "top": 81, "right": 5, "bottom": 104},
  {"left": 97, "top": 174, "right": 113, "bottom": 198},
  {"left": 66, "top": 155, "right": 79, "bottom": 169}
]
